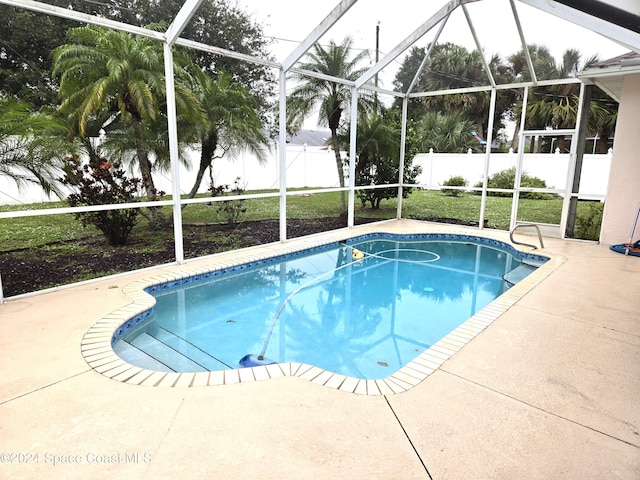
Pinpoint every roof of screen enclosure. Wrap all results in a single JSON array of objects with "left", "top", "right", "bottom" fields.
[{"left": 2, "top": 0, "right": 639, "bottom": 99}]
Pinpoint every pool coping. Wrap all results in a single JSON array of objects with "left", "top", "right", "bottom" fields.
[{"left": 80, "top": 220, "right": 566, "bottom": 394}]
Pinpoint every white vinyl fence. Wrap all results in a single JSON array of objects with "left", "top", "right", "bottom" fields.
[
  {"left": 0, "top": 144, "right": 340, "bottom": 205},
  {"left": 0, "top": 147, "right": 612, "bottom": 205},
  {"left": 413, "top": 148, "right": 613, "bottom": 198}
]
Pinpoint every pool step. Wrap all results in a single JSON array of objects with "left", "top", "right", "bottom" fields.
[
  {"left": 503, "top": 263, "right": 537, "bottom": 286},
  {"left": 151, "top": 327, "right": 231, "bottom": 371},
  {"left": 113, "top": 339, "right": 174, "bottom": 372},
  {"left": 521, "top": 257, "right": 546, "bottom": 268},
  {"left": 125, "top": 332, "right": 208, "bottom": 372}
]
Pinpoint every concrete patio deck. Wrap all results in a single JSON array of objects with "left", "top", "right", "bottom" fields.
[{"left": 1, "top": 220, "right": 638, "bottom": 479}]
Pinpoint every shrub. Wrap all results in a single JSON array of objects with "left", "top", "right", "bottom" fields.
[
  {"left": 61, "top": 155, "right": 141, "bottom": 246},
  {"left": 473, "top": 167, "right": 557, "bottom": 199},
  {"left": 575, "top": 203, "right": 603, "bottom": 240},
  {"left": 210, "top": 177, "right": 247, "bottom": 225},
  {"left": 357, "top": 164, "right": 422, "bottom": 209},
  {"left": 441, "top": 175, "right": 468, "bottom": 197}
]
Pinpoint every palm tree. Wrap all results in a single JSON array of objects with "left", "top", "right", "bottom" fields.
[
  {"left": 287, "top": 36, "right": 375, "bottom": 217},
  {"left": 182, "top": 68, "right": 270, "bottom": 198},
  {"left": 422, "top": 43, "right": 488, "bottom": 90},
  {"left": 508, "top": 44, "right": 558, "bottom": 82},
  {"left": 508, "top": 45, "right": 602, "bottom": 152},
  {"left": 506, "top": 44, "right": 556, "bottom": 150},
  {"left": 97, "top": 114, "right": 190, "bottom": 176},
  {"left": 53, "top": 25, "right": 202, "bottom": 227},
  {"left": 397, "top": 43, "right": 512, "bottom": 140},
  {"left": 414, "top": 111, "right": 478, "bottom": 153},
  {"left": 0, "top": 97, "right": 67, "bottom": 197},
  {"left": 588, "top": 99, "right": 617, "bottom": 154},
  {"left": 426, "top": 44, "right": 512, "bottom": 140}
]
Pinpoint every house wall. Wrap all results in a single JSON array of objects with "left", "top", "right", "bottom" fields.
[{"left": 600, "top": 73, "right": 640, "bottom": 245}]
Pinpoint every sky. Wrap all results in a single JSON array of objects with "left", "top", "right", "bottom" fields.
[{"left": 237, "top": 0, "right": 629, "bottom": 92}]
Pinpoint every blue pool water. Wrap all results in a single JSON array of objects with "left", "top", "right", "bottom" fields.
[{"left": 114, "top": 234, "right": 545, "bottom": 380}]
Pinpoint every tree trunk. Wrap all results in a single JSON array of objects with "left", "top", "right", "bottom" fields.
[
  {"left": 187, "top": 132, "right": 217, "bottom": 199},
  {"left": 131, "top": 116, "right": 164, "bottom": 229},
  {"left": 510, "top": 123, "right": 520, "bottom": 151},
  {"left": 596, "top": 133, "right": 610, "bottom": 154},
  {"left": 556, "top": 136, "right": 567, "bottom": 153},
  {"left": 330, "top": 129, "right": 347, "bottom": 217},
  {"left": 327, "top": 101, "right": 346, "bottom": 218}
]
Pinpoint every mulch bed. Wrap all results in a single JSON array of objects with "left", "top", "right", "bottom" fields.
[
  {"left": 0, "top": 217, "right": 376, "bottom": 298},
  {"left": 1, "top": 215, "right": 487, "bottom": 298}
]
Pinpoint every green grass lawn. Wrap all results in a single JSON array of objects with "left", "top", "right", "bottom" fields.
[{"left": 0, "top": 189, "right": 602, "bottom": 252}]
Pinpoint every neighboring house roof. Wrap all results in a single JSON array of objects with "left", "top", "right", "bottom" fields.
[{"left": 286, "top": 129, "right": 331, "bottom": 147}]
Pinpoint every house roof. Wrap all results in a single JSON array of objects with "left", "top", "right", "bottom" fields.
[
  {"left": 592, "top": 51, "right": 640, "bottom": 69},
  {"left": 579, "top": 51, "right": 640, "bottom": 102},
  {"left": 519, "top": 0, "right": 640, "bottom": 54},
  {"left": 286, "top": 129, "right": 331, "bottom": 147},
  {"left": 553, "top": 0, "right": 640, "bottom": 34}
]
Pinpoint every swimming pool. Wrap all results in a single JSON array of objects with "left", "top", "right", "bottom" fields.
[{"left": 109, "top": 233, "right": 548, "bottom": 381}]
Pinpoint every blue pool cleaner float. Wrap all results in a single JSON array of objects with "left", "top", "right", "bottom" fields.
[
  {"left": 611, "top": 201, "right": 640, "bottom": 256},
  {"left": 239, "top": 354, "right": 277, "bottom": 367},
  {"left": 610, "top": 240, "right": 640, "bottom": 257}
]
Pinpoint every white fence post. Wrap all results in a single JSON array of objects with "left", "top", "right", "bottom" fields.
[{"left": 428, "top": 148, "right": 434, "bottom": 187}]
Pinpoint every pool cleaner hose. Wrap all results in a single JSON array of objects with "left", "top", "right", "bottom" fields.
[
  {"left": 239, "top": 252, "right": 368, "bottom": 367},
  {"left": 238, "top": 241, "right": 440, "bottom": 368}
]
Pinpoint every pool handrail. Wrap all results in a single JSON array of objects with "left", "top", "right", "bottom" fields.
[{"left": 510, "top": 223, "right": 545, "bottom": 250}]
